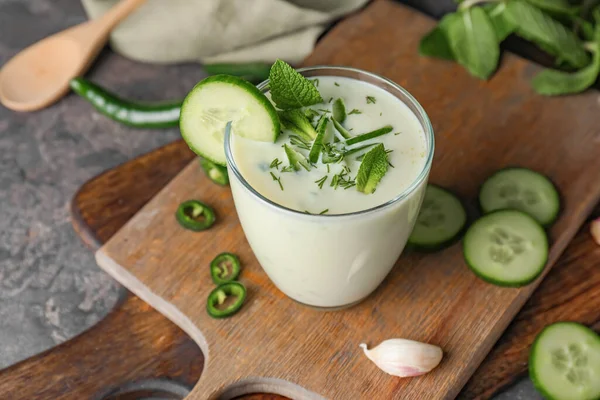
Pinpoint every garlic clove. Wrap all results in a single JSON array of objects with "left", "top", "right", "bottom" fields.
[
  {"left": 360, "top": 339, "right": 443, "bottom": 378},
  {"left": 591, "top": 217, "right": 600, "bottom": 246}
]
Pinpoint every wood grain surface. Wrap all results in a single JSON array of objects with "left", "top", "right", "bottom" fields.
[{"left": 93, "top": 2, "right": 600, "bottom": 399}]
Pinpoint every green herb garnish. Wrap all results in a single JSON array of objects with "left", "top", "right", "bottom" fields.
[
  {"left": 332, "top": 98, "right": 346, "bottom": 123},
  {"left": 315, "top": 175, "right": 328, "bottom": 189},
  {"left": 356, "top": 144, "right": 388, "bottom": 194},
  {"left": 270, "top": 172, "right": 284, "bottom": 191},
  {"left": 304, "top": 108, "right": 320, "bottom": 121},
  {"left": 289, "top": 135, "right": 311, "bottom": 150},
  {"left": 269, "top": 59, "right": 323, "bottom": 109},
  {"left": 279, "top": 109, "right": 317, "bottom": 141},
  {"left": 346, "top": 125, "right": 393, "bottom": 146},
  {"left": 332, "top": 118, "right": 352, "bottom": 139},
  {"left": 343, "top": 143, "right": 379, "bottom": 158},
  {"left": 334, "top": 82, "right": 340, "bottom": 86},
  {"left": 308, "top": 116, "right": 329, "bottom": 163},
  {"left": 270, "top": 158, "right": 282, "bottom": 170},
  {"left": 348, "top": 109, "right": 362, "bottom": 115},
  {"left": 284, "top": 144, "right": 311, "bottom": 171},
  {"left": 319, "top": 209, "right": 329, "bottom": 215},
  {"left": 366, "top": 96, "right": 376, "bottom": 104}
]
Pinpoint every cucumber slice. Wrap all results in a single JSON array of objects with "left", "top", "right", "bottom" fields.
[
  {"left": 479, "top": 168, "right": 560, "bottom": 226},
  {"left": 463, "top": 210, "right": 548, "bottom": 287},
  {"left": 408, "top": 185, "right": 467, "bottom": 251},
  {"left": 530, "top": 322, "right": 600, "bottom": 400},
  {"left": 180, "top": 75, "right": 280, "bottom": 166}
]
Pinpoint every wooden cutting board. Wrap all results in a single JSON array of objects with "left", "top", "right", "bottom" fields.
[{"left": 94, "top": 1, "right": 600, "bottom": 399}]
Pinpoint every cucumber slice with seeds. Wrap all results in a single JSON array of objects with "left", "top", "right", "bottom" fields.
[
  {"left": 180, "top": 75, "right": 280, "bottom": 166},
  {"left": 463, "top": 210, "right": 548, "bottom": 287},
  {"left": 530, "top": 322, "right": 600, "bottom": 400},
  {"left": 408, "top": 185, "right": 467, "bottom": 251},
  {"left": 479, "top": 168, "right": 560, "bottom": 226}
]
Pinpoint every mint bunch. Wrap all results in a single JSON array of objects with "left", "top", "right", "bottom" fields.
[{"left": 420, "top": 0, "right": 600, "bottom": 96}]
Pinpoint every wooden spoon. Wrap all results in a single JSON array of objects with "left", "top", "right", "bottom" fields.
[{"left": 0, "top": 0, "right": 146, "bottom": 112}]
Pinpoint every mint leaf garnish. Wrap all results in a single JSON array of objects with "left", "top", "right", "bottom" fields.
[
  {"left": 448, "top": 7, "right": 499, "bottom": 80},
  {"left": 279, "top": 110, "right": 317, "bottom": 141},
  {"left": 356, "top": 144, "right": 388, "bottom": 194},
  {"left": 284, "top": 144, "right": 311, "bottom": 171},
  {"left": 332, "top": 98, "right": 346, "bottom": 123},
  {"left": 532, "top": 27, "right": 600, "bottom": 95},
  {"left": 308, "top": 116, "right": 329, "bottom": 163},
  {"left": 269, "top": 60, "right": 323, "bottom": 110},
  {"left": 506, "top": 1, "right": 589, "bottom": 68}
]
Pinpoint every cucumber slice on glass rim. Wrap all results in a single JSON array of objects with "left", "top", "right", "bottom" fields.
[{"left": 180, "top": 75, "right": 280, "bottom": 166}]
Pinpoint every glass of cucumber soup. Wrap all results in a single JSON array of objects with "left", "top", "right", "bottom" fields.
[{"left": 224, "top": 67, "right": 434, "bottom": 309}]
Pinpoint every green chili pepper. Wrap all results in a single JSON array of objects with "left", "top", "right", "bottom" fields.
[
  {"left": 199, "top": 158, "right": 229, "bottom": 186},
  {"left": 203, "top": 63, "right": 271, "bottom": 84},
  {"left": 69, "top": 77, "right": 181, "bottom": 129},
  {"left": 175, "top": 200, "right": 215, "bottom": 231},
  {"left": 210, "top": 252, "right": 241, "bottom": 284},
  {"left": 206, "top": 282, "right": 247, "bottom": 318}
]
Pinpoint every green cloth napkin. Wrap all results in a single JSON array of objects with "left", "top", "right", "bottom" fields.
[{"left": 81, "top": 0, "right": 369, "bottom": 64}]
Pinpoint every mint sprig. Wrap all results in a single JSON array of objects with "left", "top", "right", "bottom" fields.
[
  {"left": 448, "top": 7, "right": 500, "bottom": 79},
  {"left": 269, "top": 60, "right": 323, "bottom": 110},
  {"left": 356, "top": 144, "right": 389, "bottom": 194},
  {"left": 419, "top": 0, "right": 597, "bottom": 95},
  {"left": 532, "top": 25, "right": 600, "bottom": 95}
]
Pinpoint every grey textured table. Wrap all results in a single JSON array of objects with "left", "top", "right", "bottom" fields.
[{"left": 0, "top": 0, "right": 541, "bottom": 398}]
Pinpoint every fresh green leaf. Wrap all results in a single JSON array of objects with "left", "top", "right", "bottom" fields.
[
  {"left": 308, "top": 117, "right": 329, "bottom": 163},
  {"left": 572, "top": 16, "right": 595, "bottom": 41},
  {"left": 482, "top": 3, "right": 516, "bottom": 41},
  {"left": 532, "top": 27, "right": 600, "bottom": 95},
  {"left": 278, "top": 109, "right": 317, "bottom": 141},
  {"left": 203, "top": 63, "right": 270, "bottom": 83},
  {"left": 523, "top": 0, "right": 579, "bottom": 16},
  {"left": 419, "top": 13, "right": 461, "bottom": 60},
  {"left": 356, "top": 144, "right": 389, "bottom": 194},
  {"left": 346, "top": 125, "right": 393, "bottom": 145},
  {"left": 269, "top": 59, "right": 324, "bottom": 109},
  {"left": 332, "top": 98, "right": 346, "bottom": 123},
  {"left": 507, "top": 1, "right": 589, "bottom": 68},
  {"left": 593, "top": 4, "right": 600, "bottom": 24},
  {"left": 332, "top": 118, "right": 352, "bottom": 139},
  {"left": 448, "top": 7, "right": 500, "bottom": 79},
  {"left": 283, "top": 144, "right": 311, "bottom": 171}
]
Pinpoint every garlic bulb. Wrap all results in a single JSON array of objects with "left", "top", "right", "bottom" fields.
[
  {"left": 591, "top": 217, "right": 600, "bottom": 246},
  {"left": 359, "top": 339, "right": 443, "bottom": 377}
]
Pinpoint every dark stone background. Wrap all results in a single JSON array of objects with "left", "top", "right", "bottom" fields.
[{"left": 0, "top": 0, "right": 540, "bottom": 398}]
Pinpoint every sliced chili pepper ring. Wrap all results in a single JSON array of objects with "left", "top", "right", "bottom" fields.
[
  {"left": 206, "top": 282, "right": 247, "bottom": 318},
  {"left": 199, "top": 158, "right": 229, "bottom": 186},
  {"left": 210, "top": 252, "right": 241, "bottom": 284},
  {"left": 175, "top": 200, "right": 215, "bottom": 231}
]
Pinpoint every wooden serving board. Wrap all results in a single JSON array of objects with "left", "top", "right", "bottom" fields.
[{"left": 92, "top": 1, "right": 600, "bottom": 399}]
